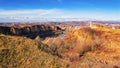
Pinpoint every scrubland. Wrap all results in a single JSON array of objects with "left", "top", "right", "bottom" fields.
[
  {"left": 0, "top": 35, "right": 68, "bottom": 68},
  {"left": 42, "top": 26, "right": 120, "bottom": 68},
  {"left": 0, "top": 26, "right": 120, "bottom": 68}
]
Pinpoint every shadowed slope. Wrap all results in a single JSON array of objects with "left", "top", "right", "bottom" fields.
[{"left": 0, "top": 24, "right": 63, "bottom": 39}]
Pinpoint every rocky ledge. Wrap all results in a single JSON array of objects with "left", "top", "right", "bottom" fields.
[{"left": 0, "top": 24, "right": 63, "bottom": 39}]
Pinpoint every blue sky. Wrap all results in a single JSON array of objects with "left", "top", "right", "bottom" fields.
[{"left": 0, "top": 0, "right": 120, "bottom": 22}]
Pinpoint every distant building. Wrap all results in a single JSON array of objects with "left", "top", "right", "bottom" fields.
[
  {"left": 89, "top": 21, "right": 92, "bottom": 28},
  {"left": 112, "top": 25, "right": 115, "bottom": 29}
]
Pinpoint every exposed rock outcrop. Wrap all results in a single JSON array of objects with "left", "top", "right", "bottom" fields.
[{"left": 0, "top": 24, "right": 63, "bottom": 39}]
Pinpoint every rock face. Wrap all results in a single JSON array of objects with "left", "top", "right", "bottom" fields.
[{"left": 0, "top": 24, "right": 63, "bottom": 39}]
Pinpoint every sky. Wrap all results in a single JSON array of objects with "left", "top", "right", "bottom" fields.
[{"left": 0, "top": 0, "right": 120, "bottom": 22}]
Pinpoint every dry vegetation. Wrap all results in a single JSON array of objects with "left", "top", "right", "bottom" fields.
[
  {"left": 0, "top": 34, "right": 68, "bottom": 68},
  {"left": 42, "top": 26, "right": 120, "bottom": 68},
  {"left": 0, "top": 25, "right": 120, "bottom": 68}
]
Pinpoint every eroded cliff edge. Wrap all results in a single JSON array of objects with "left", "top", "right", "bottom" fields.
[{"left": 0, "top": 24, "right": 63, "bottom": 39}]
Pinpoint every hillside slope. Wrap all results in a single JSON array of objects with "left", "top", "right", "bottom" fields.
[
  {"left": 0, "top": 26, "right": 120, "bottom": 68},
  {"left": 42, "top": 27, "right": 120, "bottom": 68},
  {"left": 0, "top": 35, "right": 68, "bottom": 68}
]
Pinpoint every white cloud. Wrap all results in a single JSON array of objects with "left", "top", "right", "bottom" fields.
[
  {"left": 0, "top": 9, "right": 120, "bottom": 22},
  {"left": 0, "top": 9, "right": 60, "bottom": 16},
  {"left": 0, "top": 9, "right": 72, "bottom": 22}
]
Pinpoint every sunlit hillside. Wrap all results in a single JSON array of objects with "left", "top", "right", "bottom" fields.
[
  {"left": 42, "top": 26, "right": 120, "bottom": 68},
  {"left": 0, "top": 25, "right": 120, "bottom": 68},
  {"left": 0, "top": 35, "right": 68, "bottom": 68}
]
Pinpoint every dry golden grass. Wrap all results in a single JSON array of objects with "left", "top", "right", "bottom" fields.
[
  {"left": 0, "top": 35, "right": 68, "bottom": 68},
  {"left": 0, "top": 26, "right": 120, "bottom": 68},
  {"left": 42, "top": 26, "right": 120, "bottom": 68}
]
